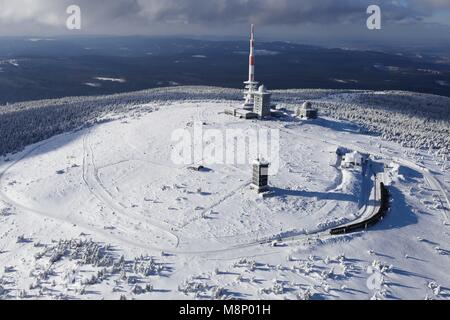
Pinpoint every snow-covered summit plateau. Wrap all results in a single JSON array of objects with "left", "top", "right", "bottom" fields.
[{"left": 0, "top": 87, "right": 449, "bottom": 300}]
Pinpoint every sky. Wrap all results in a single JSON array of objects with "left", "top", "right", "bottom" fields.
[{"left": 0, "top": 0, "right": 450, "bottom": 45}]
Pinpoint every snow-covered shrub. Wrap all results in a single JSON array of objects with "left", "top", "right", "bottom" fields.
[
  {"left": 321, "top": 267, "right": 335, "bottom": 280},
  {"left": 0, "top": 207, "right": 13, "bottom": 216},
  {"left": 259, "top": 280, "right": 286, "bottom": 296},
  {"left": 145, "top": 284, "right": 154, "bottom": 293},
  {"left": 370, "top": 260, "right": 393, "bottom": 274},
  {"left": 16, "top": 235, "right": 29, "bottom": 243},
  {"left": 4, "top": 266, "right": 14, "bottom": 273},
  {"left": 131, "top": 284, "right": 145, "bottom": 295},
  {"left": 297, "top": 288, "right": 313, "bottom": 300},
  {"left": 178, "top": 279, "right": 210, "bottom": 296},
  {"left": 18, "top": 290, "right": 27, "bottom": 299},
  {"left": 39, "top": 239, "right": 115, "bottom": 267},
  {"left": 272, "top": 283, "right": 285, "bottom": 295},
  {"left": 83, "top": 275, "right": 99, "bottom": 286},
  {"left": 233, "top": 258, "right": 256, "bottom": 271},
  {"left": 212, "top": 286, "right": 226, "bottom": 299},
  {"left": 295, "top": 261, "right": 314, "bottom": 275},
  {"left": 132, "top": 256, "right": 165, "bottom": 276},
  {"left": 428, "top": 281, "right": 441, "bottom": 297}
]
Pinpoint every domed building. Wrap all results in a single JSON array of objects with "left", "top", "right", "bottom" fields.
[{"left": 297, "top": 101, "right": 318, "bottom": 119}]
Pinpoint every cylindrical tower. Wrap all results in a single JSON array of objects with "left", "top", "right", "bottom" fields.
[
  {"left": 243, "top": 24, "right": 259, "bottom": 109},
  {"left": 248, "top": 24, "right": 255, "bottom": 83}
]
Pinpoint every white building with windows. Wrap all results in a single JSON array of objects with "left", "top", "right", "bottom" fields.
[{"left": 253, "top": 85, "right": 272, "bottom": 118}]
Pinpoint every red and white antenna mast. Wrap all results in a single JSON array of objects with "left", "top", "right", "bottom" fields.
[
  {"left": 249, "top": 24, "right": 255, "bottom": 83},
  {"left": 243, "top": 24, "right": 259, "bottom": 108}
]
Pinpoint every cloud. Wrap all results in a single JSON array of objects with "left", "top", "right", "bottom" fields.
[
  {"left": 0, "top": 0, "right": 449, "bottom": 35},
  {"left": 0, "top": 0, "right": 63, "bottom": 26}
]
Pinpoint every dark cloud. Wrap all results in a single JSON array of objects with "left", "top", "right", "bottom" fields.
[
  {"left": 0, "top": 0, "right": 449, "bottom": 36},
  {"left": 135, "top": 0, "right": 410, "bottom": 25}
]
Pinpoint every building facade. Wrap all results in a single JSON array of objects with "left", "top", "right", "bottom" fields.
[
  {"left": 253, "top": 85, "right": 272, "bottom": 118},
  {"left": 252, "top": 159, "right": 270, "bottom": 193}
]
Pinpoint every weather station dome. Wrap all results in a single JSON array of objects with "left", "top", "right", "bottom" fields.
[
  {"left": 302, "top": 101, "right": 312, "bottom": 109},
  {"left": 297, "top": 100, "right": 318, "bottom": 119}
]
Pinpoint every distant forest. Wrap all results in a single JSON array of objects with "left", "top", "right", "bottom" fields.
[{"left": 1, "top": 37, "right": 450, "bottom": 105}]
